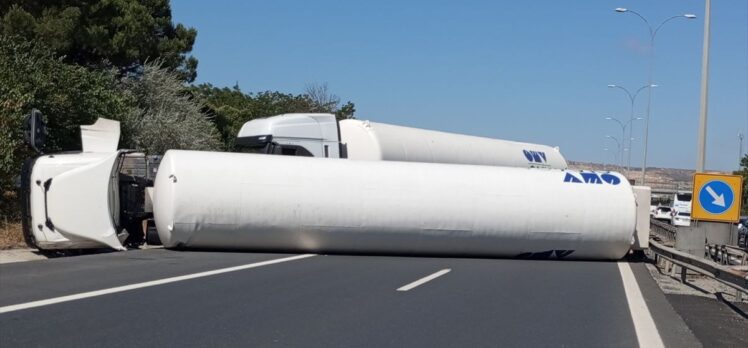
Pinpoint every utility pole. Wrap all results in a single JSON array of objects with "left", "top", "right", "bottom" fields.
[
  {"left": 739, "top": 133, "right": 744, "bottom": 167},
  {"left": 696, "top": 0, "right": 711, "bottom": 172}
]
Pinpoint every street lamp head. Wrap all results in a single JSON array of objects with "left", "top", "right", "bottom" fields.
[
  {"left": 607, "top": 84, "right": 617, "bottom": 88},
  {"left": 684, "top": 14, "right": 696, "bottom": 19},
  {"left": 605, "top": 116, "right": 612, "bottom": 120},
  {"left": 650, "top": 84, "right": 659, "bottom": 88},
  {"left": 635, "top": 117, "right": 644, "bottom": 120},
  {"left": 615, "top": 8, "right": 628, "bottom": 13}
]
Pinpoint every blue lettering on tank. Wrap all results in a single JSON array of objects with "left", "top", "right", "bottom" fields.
[
  {"left": 580, "top": 172, "right": 603, "bottom": 184},
  {"left": 600, "top": 173, "right": 621, "bottom": 185},
  {"left": 564, "top": 173, "right": 583, "bottom": 183},
  {"left": 563, "top": 171, "right": 621, "bottom": 185},
  {"left": 523, "top": 150, "right": 547, "bottom": 163}
]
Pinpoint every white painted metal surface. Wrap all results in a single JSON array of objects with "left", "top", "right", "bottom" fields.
[
  {"left": 80, "top": 118, "right": 120, "bottom": 153},
  {"left": 154, "top": 150, "right": 635, "bottom": 259},
  {"left": 25, "top": 118, "right": 126, "bottom": 250},
  {"left": 237, "top": 113, "right": 340, "bottom": 158},
  {"left": 237, "top": 114, "right": 568, "bottom": 169},
  {"left": 28, "top": 152, "right": 125, "bottom": 250},
  {"left": 632, "top": 186, "right": 651, "bottom": 250},
  {"left": 339, "top": 119, "right": 568, "bottom": 169}
]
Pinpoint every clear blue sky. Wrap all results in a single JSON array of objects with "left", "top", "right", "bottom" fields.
[{"left": 172, "top": 0, "right": 747, "bottom": 171}]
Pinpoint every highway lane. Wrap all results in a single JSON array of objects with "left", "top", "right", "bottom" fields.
[
  {"left": 0, "top": 249, "right": 301, "bottom": 307},
  {"left": 0, "top": 250, "right": 699, "bottom": 347}
]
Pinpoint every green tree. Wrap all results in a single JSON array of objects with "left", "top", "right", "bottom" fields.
[
  {"left": 335, "top": 101, "right": 356, "bottom": 120},
  {"left": 0, "top": 35, "right": 130, "bottom": 218},
  {"left": 733, "top": 155, "right": 748, "bottom": 215},
  {"left": 0, "top": 0, "right": 198, "bottom": 81},
  {"left": 304, "top": 83, "right": 356, "bottom": 121},
  {"left": 191, "top": 83, "right": 356, "bottom": 150},
  {"left": 119, "top": 62, "right": 222, "bottom": 154}
]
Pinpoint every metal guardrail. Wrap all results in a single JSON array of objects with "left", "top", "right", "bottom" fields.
[
  {"left": 649, "top": 218, "right": 677, "bottom": 246},
  {"left": 648, "top": 239, "right": 748, "bottom": 301},
  {"left": 706, "top": 244, "right": 748, "bottom": 266}
]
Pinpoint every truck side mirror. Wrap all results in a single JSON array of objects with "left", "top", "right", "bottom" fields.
[{"left": 24, "top": 109, "right": 47, "bottom": 154}]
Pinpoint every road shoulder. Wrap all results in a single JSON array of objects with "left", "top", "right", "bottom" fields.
[
  {"left": 629, "top": 261, "right": 702, "bottom": 348},
  {"left": 0, "top": 248, "right": 47, "bottom": 264}
]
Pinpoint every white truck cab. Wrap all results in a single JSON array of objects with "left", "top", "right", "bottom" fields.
[
  {"left": 21, "top": 115, "right": 152, "bottom": 250},
  {"left": 236, "top": 113, "right": 341, "bottom": 158}
]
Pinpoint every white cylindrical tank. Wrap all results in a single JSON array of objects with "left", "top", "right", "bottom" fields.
[
  {"left": 339, "top": 119, "right": 568, "bottom": 169},
  {"left": 154, "top": 150, "right": 635, "bottom": 260}
]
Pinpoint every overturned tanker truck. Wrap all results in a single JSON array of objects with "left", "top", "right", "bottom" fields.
[{"left": 20, "top": 112, "right": 650, "bottom": 259}]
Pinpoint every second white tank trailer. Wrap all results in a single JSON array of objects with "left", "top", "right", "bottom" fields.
[{"left": 237, "top": 114, "right": 568, "bottom": 169}]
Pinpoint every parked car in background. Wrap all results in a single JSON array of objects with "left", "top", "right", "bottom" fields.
[
  {"left": 671, "top": 211, "right": 691, "bottom": 227},
  {"left": 653, "top": 206, "right": 672, "bottom": 221},
  {"left": 737, "top": 217, "right": 748, "bottom": 249}
]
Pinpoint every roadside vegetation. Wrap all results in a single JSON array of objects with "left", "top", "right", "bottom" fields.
[
  {"left": 0, "top": 1, "right": 355, "bottom": 248},
  {"left": 732, "top": 155, "right": 748, "bottom": 216}
]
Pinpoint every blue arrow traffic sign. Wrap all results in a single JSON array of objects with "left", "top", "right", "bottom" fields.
[{"left": 698, "top": 180, "right": 734, "bottom": 215}]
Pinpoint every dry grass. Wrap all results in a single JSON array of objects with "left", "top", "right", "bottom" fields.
[{"left": 0, "top": 221, "right": 26, "bottom": 249}]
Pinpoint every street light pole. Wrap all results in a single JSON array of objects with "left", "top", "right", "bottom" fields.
[
  {"left": 606, "top": 135, "right": 625, "bottom": 171},
  {"left": 739, "top": 132, "right": 744, "bottom": 167},
  {"left": 696, "top": 0, "right": 711, "bottom": 172},
  {"left": 603, "top": 147, "right": 609, "bottom": 171},
  {"left": 603, "top": 147, "right": 618, "bottom": 171},
  {"left": 615, "top": 8, "right": 696, "bottom": 184},
  {"left": 605, "top": 116, "right": 643, "bottom": 175},
  {"left": 606, "top": 84, "right": 654, "bottom": 175}
]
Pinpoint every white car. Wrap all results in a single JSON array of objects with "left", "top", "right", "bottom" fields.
[
  {"left": 653, "top": 206, "right": 672, "bottom": 221},
  {"left": 671, "top": 211, "right": 691, "bottom": 227}
]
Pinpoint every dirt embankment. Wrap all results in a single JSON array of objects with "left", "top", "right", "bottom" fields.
[
  {"left": 1, "top": 189, "right": 25, "bottom": 249},
  {"left": 0, "top": 222, "right": 25, "bottom": 249}
]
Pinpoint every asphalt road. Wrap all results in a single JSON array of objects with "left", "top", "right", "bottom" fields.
[
  {"left": 666, "top": 294, "right": 748, "bottom": 347},
  {"left": 0, "top": 249, "right": 701, "bottom": 347}
]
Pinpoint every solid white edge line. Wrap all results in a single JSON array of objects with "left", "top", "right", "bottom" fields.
[
  {"left": 617, "top": 262, "right": 665, "bottom": 348},
  {"left": 397, "top": 268, "right": 451, "bottom": 292},
  {"left": 0, "top": 254, "right": 316, "bottom": 314}
]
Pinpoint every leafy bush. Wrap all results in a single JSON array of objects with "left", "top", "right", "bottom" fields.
[
  {"left": 118, "top": 62, "right": 222, "bottom": 154},
  {"left": 191, "top": 83, "right": 355, "bottom": 150},
  {"left": 0, "top": 35, "right": 130, "bottom": 218}
]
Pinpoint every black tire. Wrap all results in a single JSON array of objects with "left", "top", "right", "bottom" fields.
[{"left": 146, "top": 224, "right": 161, "bottom": 246}]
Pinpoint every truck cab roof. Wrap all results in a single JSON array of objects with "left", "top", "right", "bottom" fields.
[{"left": 236, "top": 113, "right": 339, "bottom": 147}]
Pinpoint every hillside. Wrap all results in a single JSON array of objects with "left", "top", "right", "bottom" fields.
[{"left": 567, "top": 161, "right": 729, "bottom": 191}]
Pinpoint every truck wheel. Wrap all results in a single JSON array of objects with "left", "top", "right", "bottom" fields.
[{"left": 146, "top": 225, "right": 162, "bottom": 246}]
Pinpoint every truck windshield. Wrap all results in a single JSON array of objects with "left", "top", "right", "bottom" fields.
[
  {"left": 676, "top": 193, "right": 692, "bottom": 202},
  {"left": 273, "top": 144, "right": 313, "bottom": 157},
  {"left": 237, "top": 143, "right": 314, "bottom": 157},
  {"left": 236, "top": 145, "right": 269, "bottom": 154}
]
